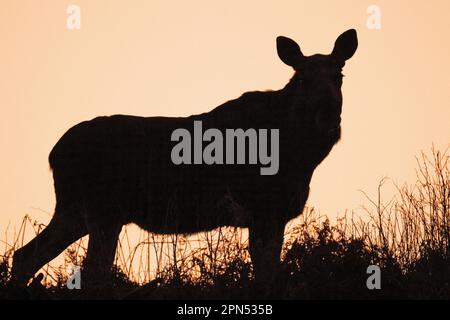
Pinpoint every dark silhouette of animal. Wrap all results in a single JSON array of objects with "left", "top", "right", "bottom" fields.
[{"left": 12, "top": 30, "right": 358, "bottom": 288}]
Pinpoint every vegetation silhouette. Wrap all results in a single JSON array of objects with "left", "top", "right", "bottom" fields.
[
  {"left": 0, "top": 146, "right": 449, "bottom": 299},
  {"left": 10, "top": 29, "right": 358, "bottom": 292}
]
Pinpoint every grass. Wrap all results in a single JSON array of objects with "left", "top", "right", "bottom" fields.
[{"left": 0, "top": 146, "right": 449, "bottom": 299}]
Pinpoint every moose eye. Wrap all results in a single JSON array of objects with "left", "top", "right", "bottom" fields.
[{"left": 333, "top": 73, "right": 344, "bottom": 82}]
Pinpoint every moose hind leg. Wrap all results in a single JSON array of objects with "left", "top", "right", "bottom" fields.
[
  {"left": 12, "top": 212, "right": 87, "bottom": 286},
  {"left": 83, "top": 220, "right": 122, "bottom": 288}
]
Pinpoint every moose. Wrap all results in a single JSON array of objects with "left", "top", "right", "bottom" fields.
[{"left": 12, "top": 29, "right": 358, "bottom": 289}]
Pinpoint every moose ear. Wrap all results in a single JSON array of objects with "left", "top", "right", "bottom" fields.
[
  {"left": 277, "top": 36, "right": 305, "bottom": 68},
  {"left": 332, "top": 29, "right": 358, "bottom": 62}
]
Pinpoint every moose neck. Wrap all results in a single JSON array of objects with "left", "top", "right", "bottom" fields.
[
  {"left": 276, "top": 74, "right": 310, "bottom": 129},
  {"left": 281, "top": 73, "right": 302, "bottom": 96}
]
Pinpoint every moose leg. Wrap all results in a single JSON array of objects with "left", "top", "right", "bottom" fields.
[
  {"left": 248, "top": 218, "right": 285, "bottom": 293},
  {"left": 83, "top": 220, "right": 122, "bottom": 288},
  {"left": 12, "top": 212, "right": 87, "bottom": 286}
]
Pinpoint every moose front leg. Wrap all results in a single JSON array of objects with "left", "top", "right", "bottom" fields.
[{"left": 248, "top": 217, "right": 286, "bottom": 293}]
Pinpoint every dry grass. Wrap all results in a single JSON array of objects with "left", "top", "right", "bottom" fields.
[{"left": 0, "top": 145, "right": 448, "bottom": 299}]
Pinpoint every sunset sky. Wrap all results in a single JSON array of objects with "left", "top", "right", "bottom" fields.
[{"left": 0, "top": 0, "right": 449, "bottom": 244}]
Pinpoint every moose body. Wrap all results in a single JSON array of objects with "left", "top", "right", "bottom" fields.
[{"left": 12, "top": 30, "right": 358, "bottom": 288}]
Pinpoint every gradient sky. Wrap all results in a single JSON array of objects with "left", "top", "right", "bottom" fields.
[{"left": 0, "top": 0, "right": 449, "bottom": 243}]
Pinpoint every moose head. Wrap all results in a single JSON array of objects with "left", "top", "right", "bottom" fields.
[{"left": 277, "top": 29, "right": 358, "bottom": 138}]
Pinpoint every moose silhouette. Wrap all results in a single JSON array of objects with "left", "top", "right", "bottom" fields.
[{"left": 12, "top": 29, "right": 358, "bottom": 289}]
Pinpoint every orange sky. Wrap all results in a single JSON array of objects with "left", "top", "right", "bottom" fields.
[{"left": 0, "top": 0, "right": 449, "bottom": 241}]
